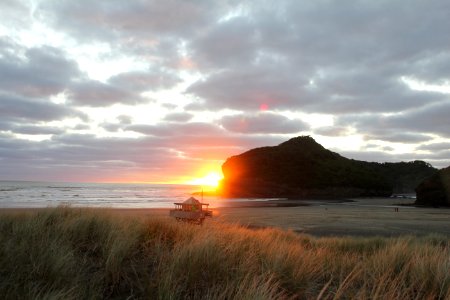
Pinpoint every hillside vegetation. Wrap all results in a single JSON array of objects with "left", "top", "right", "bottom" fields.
[
  {"left": 220, "top": 136, "right": 436, "bottom": 198},
  {"left": 416, "top": 166, "right": 450, "bottom": 207},
  {"left": 1, "top": 207, "right": 449, "bottom": 299}
]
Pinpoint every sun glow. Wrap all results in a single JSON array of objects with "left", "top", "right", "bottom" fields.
[{"left": 188, "top": 172, "right": 223, "bottom": 188}]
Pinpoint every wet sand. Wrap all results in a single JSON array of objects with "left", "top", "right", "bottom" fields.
[
  {"left": 215, "top": 198, "right": 450, "bottom": 237},
  {"left": 1, "top": 198, "right": 449, "bottom": 237}
]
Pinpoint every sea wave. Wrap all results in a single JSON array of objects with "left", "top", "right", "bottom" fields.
[{"left": 0, "top": 181, "right": 204, "bottom": 208}]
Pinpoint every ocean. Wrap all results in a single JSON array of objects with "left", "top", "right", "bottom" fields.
[{"left": 0, "top": 181, "right": 225, "bottom": 208}]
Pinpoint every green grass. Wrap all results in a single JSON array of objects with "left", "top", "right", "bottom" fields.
[{"left": 0, "top": 207, "right": 449, "bottom": 299}]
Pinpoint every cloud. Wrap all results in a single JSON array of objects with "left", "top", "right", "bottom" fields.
[
  {"left": 0, "top": 40, "right": 81, "bottom": 98},
  {"left": 363, "top": 132, "right": 433, "bottom": 144},
  {"left": 67, "top": 80, "right": 141, "bottom": 107},
  {"left": 305, "top": 71, "right": 444, "bottom": 114},
  {"left": 339, "top": 101, "right": 450, "bottom": 139},
  {"left": 36, "top": 0, "right": 229, "bottom": 64},
  {"left": 2, "top": 0, "right": 450, "bottom": 181},
  {"left": 340, "top": 150, "right": 427, "bottom": 164},
  {"left": 220, "top": 112, "right": 308, "bottom": 134},
  {"left": 384, "top": 102, "right": 450, "bottom": 138},
  {"left": 109, "top": 70, "right": 180, "bottom": 92},
  {"left": 9, "top": 125, "right": 64, "bottom": 135},
  {"left": 314, "top": 126, "right": 350, "bottom": 137},
  {"left": 416, "top": 142, "right": 450, "bottom": 152},
  {"left": 39, "top": 0, "right": 224, "bottom": 37},
  {"left": 73, "top": 124, "right": 91, "bottom": 130},
  {"left": 0, "top": 134, "right": 184, "bottom": 182},
  {"left": 186, "top": 0, "right": 450, "bottom": 117},
  {"left": 0, "top": 92, "right": 86, "bottom": 122},
  {"left": 0, "top": 0, "right": 30, "bottom": 29},
  {"left": 163, "top": 112, "right": 193, "bottom": 123},
  {"left": 191, "top": 17, "right": 258, "bottom": 69},
  {"left": 100, "top": 123, "right": 122, "bottom": 132},
  {"left": 0, "top": 37, "right": 171, "bottom": 110},
  {"left": 116, "top": 115, "right": 133, "bottom": 124},
  {"left": 340, "top": 148, "right": 450, "bottom": 169},
  {"left": 126, "top": 122, "right": 224, "bottom": 137},
  {"left": 0, "top": 130, "right": 285, "bottom": 182},
  {"left": 187, "top": 66, "right": 312, "bottom": 111}
]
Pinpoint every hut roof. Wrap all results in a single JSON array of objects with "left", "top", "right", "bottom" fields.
[
  {"left": 183, "top": 197, "right": 201, "bottom": 204},
  {"left": 174, "top": 197, "right": 209, "bottom": 206}
]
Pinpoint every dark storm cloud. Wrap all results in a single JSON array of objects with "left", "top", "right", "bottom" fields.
[{"left": 219, "top": 112, "right": 308, "bottom": 134}]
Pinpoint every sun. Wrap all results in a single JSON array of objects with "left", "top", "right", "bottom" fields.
[{"left": 188, "top": 172, "right": 223, "bottom": 188}]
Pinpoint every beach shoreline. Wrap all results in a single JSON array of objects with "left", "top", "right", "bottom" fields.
[{"left": 1, "top": 197, "right": 449, "bottom": 237}]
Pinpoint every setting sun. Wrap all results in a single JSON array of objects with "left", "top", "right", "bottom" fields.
[{"left": 188, "top": 172, "right": 223, "bottom": 187}]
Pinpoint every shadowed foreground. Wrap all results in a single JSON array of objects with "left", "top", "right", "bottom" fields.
[{"left": 0, "top": 207, "right": 449, "bottom": 299}]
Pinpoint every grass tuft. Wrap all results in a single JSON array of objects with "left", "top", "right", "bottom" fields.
[{"left": 0, "top": 207, "right": 448, "bottom": 299}]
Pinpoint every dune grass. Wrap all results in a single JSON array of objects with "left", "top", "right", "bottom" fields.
[{"left": 0, "top": 207, "right": 449, "bottom": 299}]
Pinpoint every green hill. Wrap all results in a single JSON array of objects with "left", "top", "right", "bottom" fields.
[{"left": 219, "top": 136, "right": 436, "bottom": 199}]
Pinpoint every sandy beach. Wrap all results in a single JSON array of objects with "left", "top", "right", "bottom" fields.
[
  {"left": 2, "top": 197, "right": 449, "bottom": 237},
  {"left": 216, "top": 198, "right": 450, "bottom": 237}
]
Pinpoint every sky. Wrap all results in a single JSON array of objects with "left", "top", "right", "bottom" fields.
[{"left": 0, "top": 0, "right": 449, "bottom": 184}]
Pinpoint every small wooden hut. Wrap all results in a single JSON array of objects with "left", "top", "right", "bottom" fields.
[{"left": 170, "top": 197, "right": 212, "bottom": 225}]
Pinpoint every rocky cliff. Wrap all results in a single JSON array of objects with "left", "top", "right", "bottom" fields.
[{"left": 219, "top": 136, "right": 437, "bottom": 199}]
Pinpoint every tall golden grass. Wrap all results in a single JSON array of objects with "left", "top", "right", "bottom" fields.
[{"left": 0, "top": 207, "right": 449, "bottom": 299}]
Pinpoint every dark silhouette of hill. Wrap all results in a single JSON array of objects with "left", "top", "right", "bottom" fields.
[
  {"left": 415, "top": 166, "right": 450, "bottom": 207},
  {"left": 219, "top": 136, "right": 437, "bottom": 199}
]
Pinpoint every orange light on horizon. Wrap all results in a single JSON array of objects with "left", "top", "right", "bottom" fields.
[{"left": 187, "top": 171, "right": 223, "bottom": 188}]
